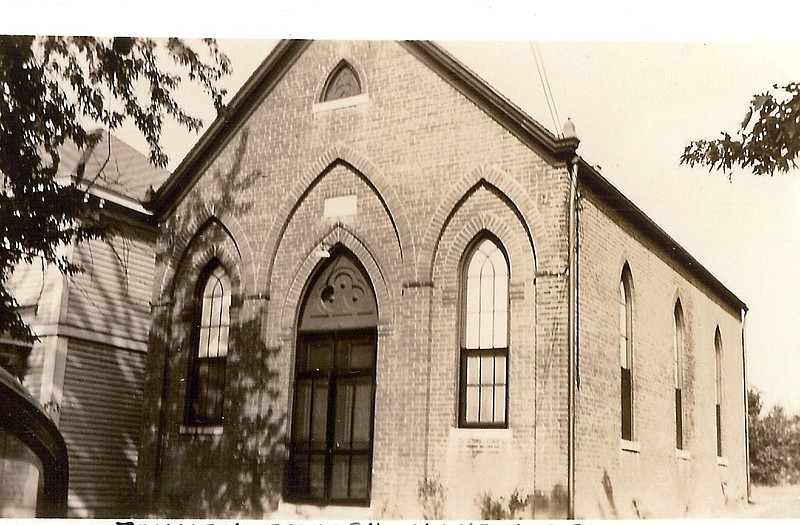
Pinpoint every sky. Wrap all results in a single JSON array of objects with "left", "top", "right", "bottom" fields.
[{"left": 4, "top": 2, "right": 800, "bottom": 414}]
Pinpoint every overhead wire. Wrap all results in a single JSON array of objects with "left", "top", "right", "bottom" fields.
[{"left": 528, "top": 41, "right": 563, "bottom": 137}]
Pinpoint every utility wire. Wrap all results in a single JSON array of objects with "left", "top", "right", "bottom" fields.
[{"left": 529, "top": 41, "right": 563, "bottom": 137}]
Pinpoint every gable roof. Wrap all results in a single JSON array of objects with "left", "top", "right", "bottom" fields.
[
  {"left": 148, "top": 40, "right": 581, "bottom": 216},
  {"left": 147, "top": 39, "right": 745, "bottom": 313}
]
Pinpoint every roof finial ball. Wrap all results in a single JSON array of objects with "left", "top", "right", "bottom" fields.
[{"left": 563, "top": 117, "right": 577, "bottom": 139}]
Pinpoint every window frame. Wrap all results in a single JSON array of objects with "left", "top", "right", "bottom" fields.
[
  {"left": 673, "top": 300, "right": 686, "bottom": 450},
  {"left": 619, "top": 265, "right": 635, "bottom": 442},
  {"left": 184, "top": 261, "right": 232, "bottom": 427},
  {"left": 320, "top": 60, "right": 362, "bottom": 103},
  {"left": 714, "top": 327, "right": 723, "bottom": 457},
  {"left": 457, "top": 234, "right": 510, "bottom": 429}
]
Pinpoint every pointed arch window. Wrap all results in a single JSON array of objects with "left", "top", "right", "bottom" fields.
[
  {"left": 673, "top": 300, "right": 686, "bottom": 450},
  {"left": 185, "top": 263, "right": 231, "bottom": 426},
  {"left": 459, "top": 236, "right": 509, "bottom": 428},
  {"left": 715, "top": 328, "right": 723, "bottom": 457},
  {"left": 322, "top": 61, "right": 362, "bottom": 102},
  {"left": 619, "top": 266, "right": 634, "bottom": 441}
]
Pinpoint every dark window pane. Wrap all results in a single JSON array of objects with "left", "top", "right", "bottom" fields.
[
  {"left": 350, "top": 342, "right": 375, "bottom": 369},
  {"left": 716, "top": 403, "right": 723, "bottom": 457},
  {"left": 308, "top": 341, "right": 334, "bottom": 371},
  {"left": 350, "top": 455, "right": 370, "bottom": 500},
  {"left": 292, "top": 380, "right": 312, "bottom": 444},
  {"left": 309, "top": 455, "right": 326, "bottom": 499},
  {"left": 288, "top": 454, "right": 308, "bottom": 494},
  {"left": 189, "top": 358, "right": 226, "bottom": 424},
  {"left": 330, "top": 455, "right": 350, "bottom": 499},
  {"left": 311, "top": 382, "right": 329, "bottom": 446},
  {"left": 675, "top": 388, "right": 684, "bottom": 450},
  {"left": 351, "top": 380, "right": 373, "bottom": 448},
  {"left": 621, "top": 367, "right": 633, "bottom": 440},
  {"left": 334, "top": 380, "right": 354, "bottom": 448}
]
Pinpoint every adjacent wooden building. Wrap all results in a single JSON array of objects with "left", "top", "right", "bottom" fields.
[{"left": 4, "top": 131, "right": 168, "bottom": 517}]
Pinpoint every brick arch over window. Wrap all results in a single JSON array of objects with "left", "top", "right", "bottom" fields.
[
  {"left": 159, "top": 210, "right": 254, "bottom": 302},
  {"left": 259, "top": 147, "right": 412, "bottom": 296},
  {"left": 167, "top": 217, "right": 243, "bottom": 309},
  {"left": 434, "top": 214, "right": 531, "bottom": 284},
  {"left": 279, "top": 225, "right": 395, "bottom": 338},
  {"left": 418, "top": 165, "right": 550, "bottom": 283}
]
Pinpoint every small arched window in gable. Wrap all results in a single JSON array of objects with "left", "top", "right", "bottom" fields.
[{"left": 321, "top": 61, "right": 362, "bottom": 102}]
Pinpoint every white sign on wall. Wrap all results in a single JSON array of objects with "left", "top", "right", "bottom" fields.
[{"left": 323, "top": 195, "right": 358, "bottom": 218}]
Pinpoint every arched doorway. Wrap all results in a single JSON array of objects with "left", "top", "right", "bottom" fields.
[{"left": 287, "top": 248, "right": 378, "bottom": 505}]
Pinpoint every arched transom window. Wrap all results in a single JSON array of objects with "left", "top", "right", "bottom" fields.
[
  {"left": 185, "top": 264, "right": 231, "bottom": 426},
  {"left": 460, "top": 236, "right": 509, "bottom": 428}
]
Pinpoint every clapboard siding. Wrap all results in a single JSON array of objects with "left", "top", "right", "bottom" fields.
[
  {"left": 59, "top": 339, "right": 146, "bottom": 518},
  {"left": 66, "top": 230, "right": 155, "bottom": 346},
  {"left": 6, "top": 259, "right": 47, "bottom": 309}
]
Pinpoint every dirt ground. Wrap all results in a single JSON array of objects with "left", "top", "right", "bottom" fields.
[{"left": 711, "top": 484, "right": 800, "bottom": 518}]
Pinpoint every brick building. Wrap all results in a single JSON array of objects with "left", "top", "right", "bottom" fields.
[{"left": 136, "top": 40, "right": 748, "bottom": 519}]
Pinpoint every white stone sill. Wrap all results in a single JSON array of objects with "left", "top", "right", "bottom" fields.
[
  {"left": 276, "top": 501, "right": 372, "bottom": 519},
  {"left": 312, "top": 93, "right": 369, "bottom": 113},
  {"left": 676, "top": 448, "right": 692, "bottom": 461},
  {"left": 179, "top": 424, "right": 223, "bottom": 436},
  {"left": 717, "top": 456, "right": 729, "bottom": 466},
  {"left": 449, "top": 427, "right": 514, "bottom": 440},
  {"left": 620, "top": 439, "right": 641, "bottom": 453}
]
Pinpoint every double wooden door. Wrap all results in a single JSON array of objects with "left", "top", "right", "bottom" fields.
[{"left": 287, "top": 329, "right": 376, "bottom": 505}]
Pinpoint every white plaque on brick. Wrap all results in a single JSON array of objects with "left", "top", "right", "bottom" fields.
[{"left": 324, "top": 195, "right": 357, "bottom": 218}]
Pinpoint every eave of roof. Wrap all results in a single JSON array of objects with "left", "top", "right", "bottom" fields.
[
  {"left": 400, "top": 41, "right": 580, "bottom": 161},
  {"left": 578, "top": 159, "right": 747, "bottom": 313},
  {"left": 148, "top": 39, "right": 312, "bottom": 216}
]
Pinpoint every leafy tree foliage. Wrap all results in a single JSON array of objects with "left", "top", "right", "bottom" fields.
[
  {"left": 681, "top": 83, "right": 800, "bottom": 175},
  {"left": 0, "top": 36, "right": 230, "bottom": 341},
  {"left": 748, "top": 387, "right": 800, "bottom": 485}
]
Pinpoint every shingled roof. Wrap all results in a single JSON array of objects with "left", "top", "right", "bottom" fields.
[{"left": 57, "top": 129, "right": 171, "bottom": 207}]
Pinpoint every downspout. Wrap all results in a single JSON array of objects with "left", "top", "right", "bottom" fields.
[
  {"left": 741, "top": 308, "right": 751, "bottom": 503},
  {"left": 566, "top": 153, "right": 580, "bottom": 519}
]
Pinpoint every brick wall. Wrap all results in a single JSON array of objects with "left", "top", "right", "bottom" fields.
[
  {"left": 137, "top": 40, "right": 745, "bottom": 520},
  {"left": 574, "top": 183, "right": 747, "bottom": 519}
]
